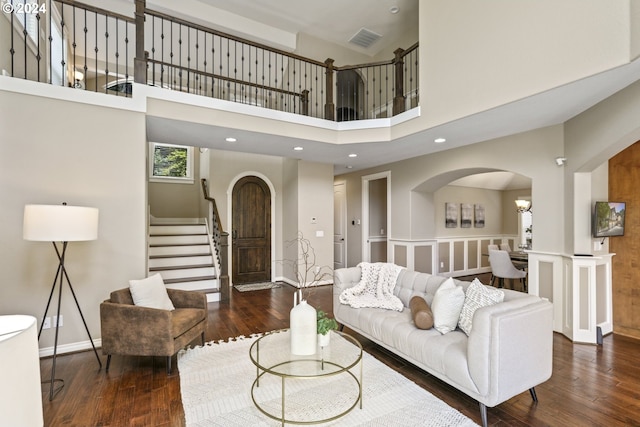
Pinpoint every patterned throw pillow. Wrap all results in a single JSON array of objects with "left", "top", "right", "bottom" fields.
[
  {"left": 431, "top": 278, "right": 466, "bottom": 334},
  {"left": 458, "top": 278, "right": 504, "bottom": 335}
]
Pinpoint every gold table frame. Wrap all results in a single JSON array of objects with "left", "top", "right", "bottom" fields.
[{"left": 249, "top": 329, "right": 363, "bottom": 425}]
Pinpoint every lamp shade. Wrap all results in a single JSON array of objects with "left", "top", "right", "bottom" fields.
[{"left": 23, "top": 204, "right": 99, "bottom": 242}]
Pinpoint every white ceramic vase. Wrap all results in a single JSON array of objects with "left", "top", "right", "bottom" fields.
[{"left": 290, "top": 299, "right": 317, "bottom": 355}]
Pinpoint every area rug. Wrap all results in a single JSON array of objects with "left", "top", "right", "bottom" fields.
[
  {"left": 234, "top": 282, "right": 281, "bottom": 292},
  {"left": 178, "top": 334, "right": 478, "bottom": 426}
]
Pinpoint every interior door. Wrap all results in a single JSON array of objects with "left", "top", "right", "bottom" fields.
[
  {"left": 232, "top": 176, "right": 271, "bottom": 285},
  {"left": 334, "top": 182, "right": 347, "bottom": 270}
]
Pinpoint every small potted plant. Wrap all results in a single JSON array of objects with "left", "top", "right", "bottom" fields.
[{"left": 317, "top": 310, "right": 338, "bottom": 347}]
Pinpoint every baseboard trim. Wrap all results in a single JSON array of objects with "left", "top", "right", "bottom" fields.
[
  {"left": 275, "top": 277, "right": 333, "bottom": 288},
  {"left": 39, "top": 339, "right": 102, "bottom": 358}
]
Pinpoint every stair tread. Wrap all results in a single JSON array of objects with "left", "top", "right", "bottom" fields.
[
  {"left": 163, "top": 275, "right": 217, "bottom": 284},
  {"left": 149, "top": 253, "right": 211, "bottom": 259},
  {"left": 149, "top": 243, "right": 210, "bottom": 248},
  {"left": 150, "top": 264, "right": 214, "bottom": 271},
  {"left": 150, "top": 233, "right": 208, "bottom": 237}
]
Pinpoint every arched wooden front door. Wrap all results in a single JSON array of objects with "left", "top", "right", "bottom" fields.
[{"left": 232, "top": 176, "right": 271, "bottom": 285}]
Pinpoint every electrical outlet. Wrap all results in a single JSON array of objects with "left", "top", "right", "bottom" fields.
[
  {"left": 42, "top": 317, "right": 51, "bottom": 329},
  {"left": 52, "top": 315, "right": 63, "bottom": 327}
]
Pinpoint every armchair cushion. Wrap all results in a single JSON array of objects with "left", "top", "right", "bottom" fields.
[
  {"left": 172, "top": 308, "right": 207, "bottom": 338},
  {"left": 129, "top": 273, "right": 175, "bottom": 311}
]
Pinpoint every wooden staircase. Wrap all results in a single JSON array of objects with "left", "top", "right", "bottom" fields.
[{"left": 148, "top": 219, "right": 221, "bottom": 302}]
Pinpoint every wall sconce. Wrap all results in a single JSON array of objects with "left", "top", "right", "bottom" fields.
[
  {"left": 555, "top": 157, "right": 567, "bottom": 166},
  {"left": 515, "top": 199, "right": 531, "bottom": 213}
]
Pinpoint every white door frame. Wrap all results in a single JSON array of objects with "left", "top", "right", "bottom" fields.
[
  {"left": 334, "top": 180, "right": 347, "bottom": 269},
  {"left": 362, "top": 171, "right": 391, "bottom": 262}
]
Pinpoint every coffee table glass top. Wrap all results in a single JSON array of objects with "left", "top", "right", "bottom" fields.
[{"left": 249, "top": 329, "right": 362, "bottom": 377}]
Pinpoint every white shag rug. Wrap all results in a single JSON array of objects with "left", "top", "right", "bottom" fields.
[{"left": 178, "top": 334, "right": 478, "bottom": 426}]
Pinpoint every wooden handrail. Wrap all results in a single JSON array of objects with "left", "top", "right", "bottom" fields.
[
  {"left": 201, "top": 179, "right": 223, "bottom": 234},
  {"left": 146, "top": 59, "right": 304, "bottom": 99},
  {"left": 144, "top": 8, "right": 328, "bottom": 68}
]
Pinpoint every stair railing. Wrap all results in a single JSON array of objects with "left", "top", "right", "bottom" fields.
[{"left": 201, "top": 179, "right": 229, "bottom": 292}]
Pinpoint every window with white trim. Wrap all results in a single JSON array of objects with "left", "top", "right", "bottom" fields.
[{"left": 149, "top": 143, "right": 194, "bottom": 184}]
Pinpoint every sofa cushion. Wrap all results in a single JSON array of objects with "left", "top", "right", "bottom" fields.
[
  {"left": 129, "top": 273, "right": 175, "bottom": 311},
  {"left": 458, "top": 278, "right": 504, "bottom": 335},
  {"left": 409, "top": 296, "right": 434, "bottom": 329},
  {"left": 431, "top": 278, "right": 465, "bottom": 334}
]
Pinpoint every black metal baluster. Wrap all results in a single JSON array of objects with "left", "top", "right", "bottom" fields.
[
  {"left": 94, "top": 12, "right": 98, "bottom": 91},
  {"left": 203, "top": 30, "right": 208, "bottom": 96},
  {"left": 104, "top": 14, "right": 109, "bottom": 92},
  {"left": 178, "top": 23, "right": 182, "bottom": 92},
  {"left": 70, "top": 5, "right": 76, "bottom": 87},
  {"left": 115, "top": 17, "right": 120, "bottom": 89},
  {"left": 36, "top": 1, "right": 41, "bottom": 82},
  {"left": 60, "top": 4, "right": 66, "bottom": 86},
  {"left": 186, "top": 25, "right": 191, "bottom": 93},
  {"left": 47, "top": 0, "right": 51, "bottom": 82},
  {"left": 195, "top": 28, "right": 199, "bottom": 94},
  {"left": 125, "top": 18, "right": 129, "bottom": 84},
  {"left": 83, "top": 8, "right": 87, "bottom": 91},
  {"left": 160, "top": 17, "right": 164, "bottom": 87}
]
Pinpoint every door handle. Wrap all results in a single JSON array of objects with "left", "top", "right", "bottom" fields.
[{"left": 232, "top": 230, "right": 238, "bottom": 239}]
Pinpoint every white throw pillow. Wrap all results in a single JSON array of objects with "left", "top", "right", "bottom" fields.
[
  {"left": 458, "top": 278, "right": 504, "bottom": 335},
  {"left": 129, "top": 273, "right": 175, "bottom": 311},
  {"left": 431, "top": 277, "right": 465, "bottom": 334}
]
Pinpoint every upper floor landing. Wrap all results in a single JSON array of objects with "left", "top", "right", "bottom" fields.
[{"left": 2, "top": 0, "right": 640, "bottom": 173}]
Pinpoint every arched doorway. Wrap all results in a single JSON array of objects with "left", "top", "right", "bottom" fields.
[{"left": 231, "top": 175, "right": 272, "bottom": 284}]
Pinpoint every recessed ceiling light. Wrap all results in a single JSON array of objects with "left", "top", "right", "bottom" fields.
[
  {"left": 293, "top": 146, "right": 303, "bottom": 151},
  {"left": 225, "top": 137, "right": 236, "bottom": 142},
  {"left": 389, "top": 6, "right": 399, "bottom": 14},
  {"left": 348, "top": 153, "right": 357, "bottom": 158},
  {"left": 434, "top": 137, "right": 446, "bottom": 143}
]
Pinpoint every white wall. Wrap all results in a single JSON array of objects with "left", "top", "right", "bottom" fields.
[
  {"left": 0, "top": 83, "right": 147, "bottom": 350},
  {"left": 433, "top": 186, "right": 503, "bottom": 237},
  {"left": 205, "top": 149, "right": 284, "bottom": 280},
  {"left": 419, "top": 0, "right": 632, "bottom": 129},
  {"left": 336, "top": 125, "right": 564, "bottom": 265},
  {"left": 281, "top": 160, "right": 334, "bottom": 285}
]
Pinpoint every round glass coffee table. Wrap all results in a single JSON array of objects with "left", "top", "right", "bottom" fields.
[{"left": 249, "top": 329, "right": 363, "bottom": 425}]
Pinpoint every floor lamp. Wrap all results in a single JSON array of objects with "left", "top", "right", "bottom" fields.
[{"left": 23, "top": 203, "right": 103, "bottom": 401}]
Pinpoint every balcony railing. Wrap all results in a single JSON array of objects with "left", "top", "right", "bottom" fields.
[{"left": 2, "top": 0, "right": 418, "bottom": 121}]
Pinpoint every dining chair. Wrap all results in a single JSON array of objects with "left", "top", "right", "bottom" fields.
[
  {"left": 488, "top": 249, "right": 527, "bottom": 292},
  {"left": 499, "top": 243, "right": 512, "bottom": 252}
]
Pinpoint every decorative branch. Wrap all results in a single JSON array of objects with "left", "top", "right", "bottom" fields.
[{"left": 281, "top": 231, "right": 333, "bottom": 301}]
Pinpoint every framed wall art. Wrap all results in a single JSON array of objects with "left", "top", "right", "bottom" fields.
[
  {"left": 445, "top": 202, "right": 458, "bottom": 228},
  {"left": 474, "top": 204, "right": 485, "bottom": 228}
]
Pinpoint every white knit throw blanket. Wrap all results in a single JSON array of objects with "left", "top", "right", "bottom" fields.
[{"left": 339, "top": 262, "right": 404, "bottom": 311}]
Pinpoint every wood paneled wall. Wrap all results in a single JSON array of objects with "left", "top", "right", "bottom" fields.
[{"left": 609, "top": 141, "right": 640, "bottom": 339}]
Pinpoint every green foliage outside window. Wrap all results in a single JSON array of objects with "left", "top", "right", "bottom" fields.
[{"left": 153, "top": 145, "right": 188, "bottom": 177}]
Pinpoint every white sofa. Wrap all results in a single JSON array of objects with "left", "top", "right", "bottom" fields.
[{"left": 333, "top": 266, "right": 553, "bottom": 427}]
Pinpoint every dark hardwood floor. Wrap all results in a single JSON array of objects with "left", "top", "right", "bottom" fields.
[{"left": 42, "top": 280, "right": 640, "bottom": 426}]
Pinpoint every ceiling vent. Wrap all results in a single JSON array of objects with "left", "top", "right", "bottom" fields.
[{"left": 348, "top": 28, "right": 382, "bottom": 49}]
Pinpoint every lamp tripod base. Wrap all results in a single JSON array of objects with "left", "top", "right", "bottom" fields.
[
  {"left": 38, "top": 242, "right": 102, "bottom": 401},
  {"left": 41, "top": 378, "right": 64, "bottom": 400}
]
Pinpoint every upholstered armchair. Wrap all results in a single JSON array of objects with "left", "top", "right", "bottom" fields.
[{"left": 100, "top": 288, "right": 207, "bottom": 374}]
